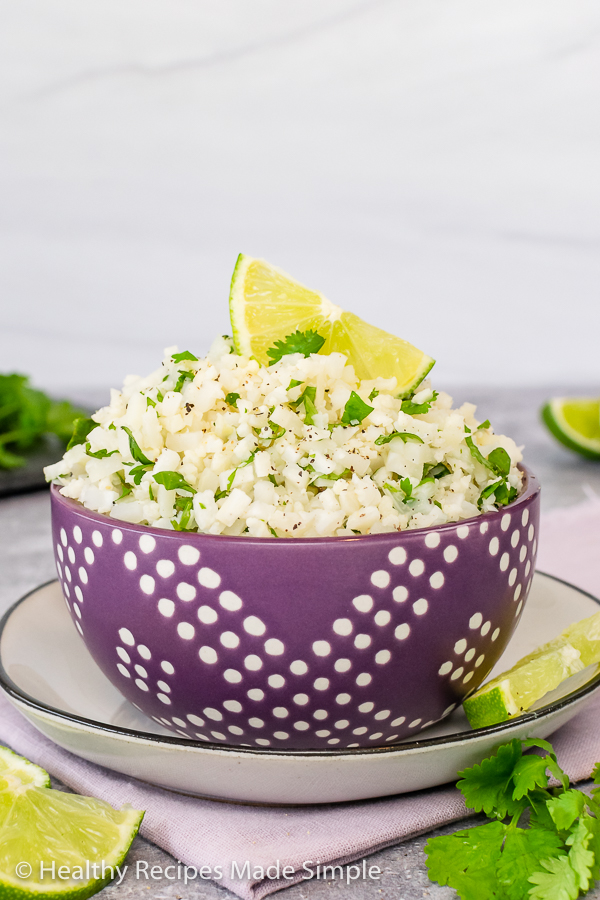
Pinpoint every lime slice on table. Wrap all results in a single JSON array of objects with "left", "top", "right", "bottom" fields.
[
  {"left": 229, "top": 254, "right": 435, "bottom": 395},
  {"left": 541, "top": 397, "right": 600, "bottom": 460},
  {"left": 0, "top": 745, "right": 143, "bottom": 899},
  {"left": 463, "top": 611, "right": 600, "bottom": 729}
]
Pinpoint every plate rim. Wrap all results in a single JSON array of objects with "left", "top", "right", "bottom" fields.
[{"left": 1, "top": 571, "right": 599, "bottom": 760}]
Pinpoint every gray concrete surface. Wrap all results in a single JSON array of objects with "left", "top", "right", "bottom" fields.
[{"left": 2, "top": 385, "right": 600, "bottom": 899}]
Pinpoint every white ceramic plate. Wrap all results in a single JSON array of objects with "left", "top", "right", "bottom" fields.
[{"left": 1, "top": 573, "right": 599, "bottom": 806}]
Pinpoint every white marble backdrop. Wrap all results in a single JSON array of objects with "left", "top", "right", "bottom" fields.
[{"left": 1, "top": 0, "right": 599, "bottom": 393}]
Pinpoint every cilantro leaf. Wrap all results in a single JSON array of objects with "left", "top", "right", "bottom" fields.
[
  {"left": 67, "top": 416, "right": 97, "bottom": 451},
  {"left": 175, "top": 369, "right": 195, "bottom": 392},
  {"left": 425, "top": 820, "right": 506, "bottom": 900},
  {"left": 84, "top": 442, "right": 117, "bottom": 459},
  {"left": 547, "top": 791, "right": 586, "bottom": 833},
  {"left": 423, "top": 461, "right": 451, "bottom": 479},
  {"left": 266, "top": 329, "right": 325, "bottom": 365},
  {"left": 116, "top": 473, "right": 133, "bottom": 500},
  {"left": 225, "top": 392, "right": 241, "bottom": 407},
  {"left": 121, "top": 427, "right": 153, "bottom": 466},
  {"left": 457, "top": 739, "right": 524, "bottom": 818},
  {"left": 564, "top": 817, "right": 595, "bottom": 893},
  {"left": 310, "top": 468, "right": 352, "bottom": 484},
  {"left": 226, "top": 452, "right": 256, "bottom": 491},
  {"left": 368, "top": 388, "right": 379, "bottom": 401},
  {"left": 496, "top": 827, "right": 564, "bottom": 900},
  {"left": 341, "top": 391, "right": 374, "bottom": 426},
  {"left": 528, "top": 853, "right": 579, "bottom": 900},
  {"left": 401, "top": 391, "right": 439, "bottom": 415},
  {"left": 488, "top": 447, "right": 511, "bottom": 478},
  {"left": 511, "top": 754, "right": 551, "bottom": 800},
  {"left": 478, "top": 419, "right": 491, "bottom": 430},
  {"left": 171, "top": 351, "right": 198, "bottom": 363},
  {"left": 146, "top": 396, "right": 156, "bottom": 408},
  {"left": 290, "top": 385, "right": 318, "bottom": 425},
  {"left": 287, "top": 379, "right": 303, "bottom": 391},
  {"left": 153, "top": 471, "right": 196, "bottom": 494},
  {"left": 129, "top": 465, "right": 150, "bottom": 485},
  {"left": 374, "top": 431, "right": 424, "bottom": 446}
]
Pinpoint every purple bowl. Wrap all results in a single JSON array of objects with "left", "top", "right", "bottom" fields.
[{"left": 50, "top": 469, "right": 539, "bottom": 750}]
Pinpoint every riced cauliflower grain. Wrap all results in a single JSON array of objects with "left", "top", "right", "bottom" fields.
[{"left": 45, "top": 337, "right": 524, "bottom": 537}]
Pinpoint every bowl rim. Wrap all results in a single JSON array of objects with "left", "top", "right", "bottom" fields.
[
  {"left": 0, "top": 571, "right": 597, "bottom": 760},
  {"left": 49, "top": 465, "right": 539, "bottom": 545}
]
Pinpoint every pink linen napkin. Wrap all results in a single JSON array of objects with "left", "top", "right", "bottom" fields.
[{"left": 2, "top": 497, "right": 600, "bottom": 900}]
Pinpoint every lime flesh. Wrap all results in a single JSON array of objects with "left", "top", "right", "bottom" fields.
[
  {"left": 229, "top": 254, "right": 435, "bottom": 395},
  {"left": 542, "top": 397, "right": 600, "bottom": 460},
  {"left": 464, "top": 611, "right": 600, "bottom": 729},
  {"left": 0, "top": 745, "right": 143, "bottom": 899}
]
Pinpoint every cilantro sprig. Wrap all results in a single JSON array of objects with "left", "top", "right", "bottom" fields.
[
  {"left": 266, "top": 330, "right": 325, "bottom": 365},
  {"left": 425, "top": 737, "right": 600, "bottom": 899},
  {"left": 0, "top": 373, "right": 85, "bottom": 469}
]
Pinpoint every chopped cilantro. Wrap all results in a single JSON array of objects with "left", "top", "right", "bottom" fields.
[
  {"left": 268, "top": 474, "right": 278, "bottom": 485},
  {"left": 375, "top": 431, "right": 424, "bottom": 446},
  {"left": 121, "top": 427, "right": 153, "bottom": 466},
  {"left": 310, "top": 468, "right": 351, "bottom": 484},
  {"left": 156, "top": 390, "right": 164, "bottom": 403},
  {"left": 487, "top": 447, "right": 511, "bottom": 477},
  {"left": 171, "top": 351, "right": 198, "bottom": 363},
  {"left": 146, "top": 396, "right": 156, "bottom": 408},
  {"left": 401, "top": 391, "right": 439, "bottom": 416},
  {"left": 84, "top": 443, "right": 117, "bottom": 459},
  {"left": 290, "top": 385, "right": 318, "bottom": 425},
  {"left": 253, "top": 420, "right": 286, "bottom": 449},
  {"left": 172, "top": 495, "right": 194, "bottom": 530},
  {"left": 175, "top": 369, "right": 195, "bottom": 392},
  {"left": 116, "top": 473, "right": 133, "bottom": 500},
  {"left": 225, "top": 392, "right": 241, "bottom": 407},
  {"left": 266, "top": 329, "right": 325, "bottom": 365},
  {"left": 108, "top": 423, "right": 116, "bottom": 430},
  {"left": 227, "top": 452, "right": 256, "bottom": 492},
  {"left": 341, "top": 392, "right": 374, "bottom": 426},
  {"left": 268, "top": 525, "right": 278, "bottom": 537},
  {"left": 478, "top": 419, "right": 491, "bottom": 430},
  {"left": 214, "top": 488, "right": 228, "bottom": 501},
  {"left": 368, "top": 388, "right": 379, "bottom": 401},
  {"left": 287, "top": 379, "right": 303, "bottom": 391},
  {"left": 66, "top": 417, "right": 97, "bottom": 451},
  {"left": 129, "top": 465, "right": 149, "bottom": 485},
  {"left": 153, "top": 470, "right": 196, "bottom": 494},
  {"left": 423, "top": 461, "right": 451, "bottom": 479},
  {"left": 425, "top": 736, "right": 600, "bottom": 900}
]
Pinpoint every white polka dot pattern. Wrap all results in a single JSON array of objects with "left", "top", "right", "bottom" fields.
[{"left": 54, "top": 488, "right": 538, "bottom": 749}]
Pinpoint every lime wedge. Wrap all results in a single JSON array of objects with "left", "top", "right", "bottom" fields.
[
  {"left": 0, "top": 745, "right": 143, "bottom": 899},
  {"left": 463, "top": 611, "right": 600, "bottom": 728},
  {"left": 229, "top": 254, "right": 435, "bottom": 395},
  {"left": 542, "top": 397, "right": 600, "bottom": 460}
]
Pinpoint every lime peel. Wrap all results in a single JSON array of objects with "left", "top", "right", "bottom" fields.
[
  {"left": 542, "top": 397, "right": 600, "bottom": 460},
  {"left": 464, "top": 611, "right": 600, "bottom": 729},
  {"left": 0, "top": 745, "right": 143, "bottom": 899}
]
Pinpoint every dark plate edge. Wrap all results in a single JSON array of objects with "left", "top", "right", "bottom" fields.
[{"left": 0, "top": 571, "right": 598, "bottom": 759}]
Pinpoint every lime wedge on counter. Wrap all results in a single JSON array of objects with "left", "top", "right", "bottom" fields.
[
  {"left": 229, "top": 254, "right": 435, "bottom": 395},
  {"left": 0, "top": 745, "right": 143, "bottom": 899},
  {"left": 541, "top": 397, "right": 600, "bottom": 460},
  {"left": 463, "top": 611, "right": 600, "bottom": 729}
]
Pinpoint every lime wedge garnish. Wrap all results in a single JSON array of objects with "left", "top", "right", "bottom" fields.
[
  {"left": 229, "top": 254, "right": 435, "bottom": 395},
  {"left": 0, "top": 745, "right": 143, "bottom": 898},
  {"left": 541, "top": 397, "right": 600, "bottom": 459},
  {"left": 463, "top": 611, "right": 600, "bottom": 728}
]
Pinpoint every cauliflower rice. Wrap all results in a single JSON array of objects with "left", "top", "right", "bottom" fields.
[{"left": 45, "top": 337, "right": 524, "bottom": 538}]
